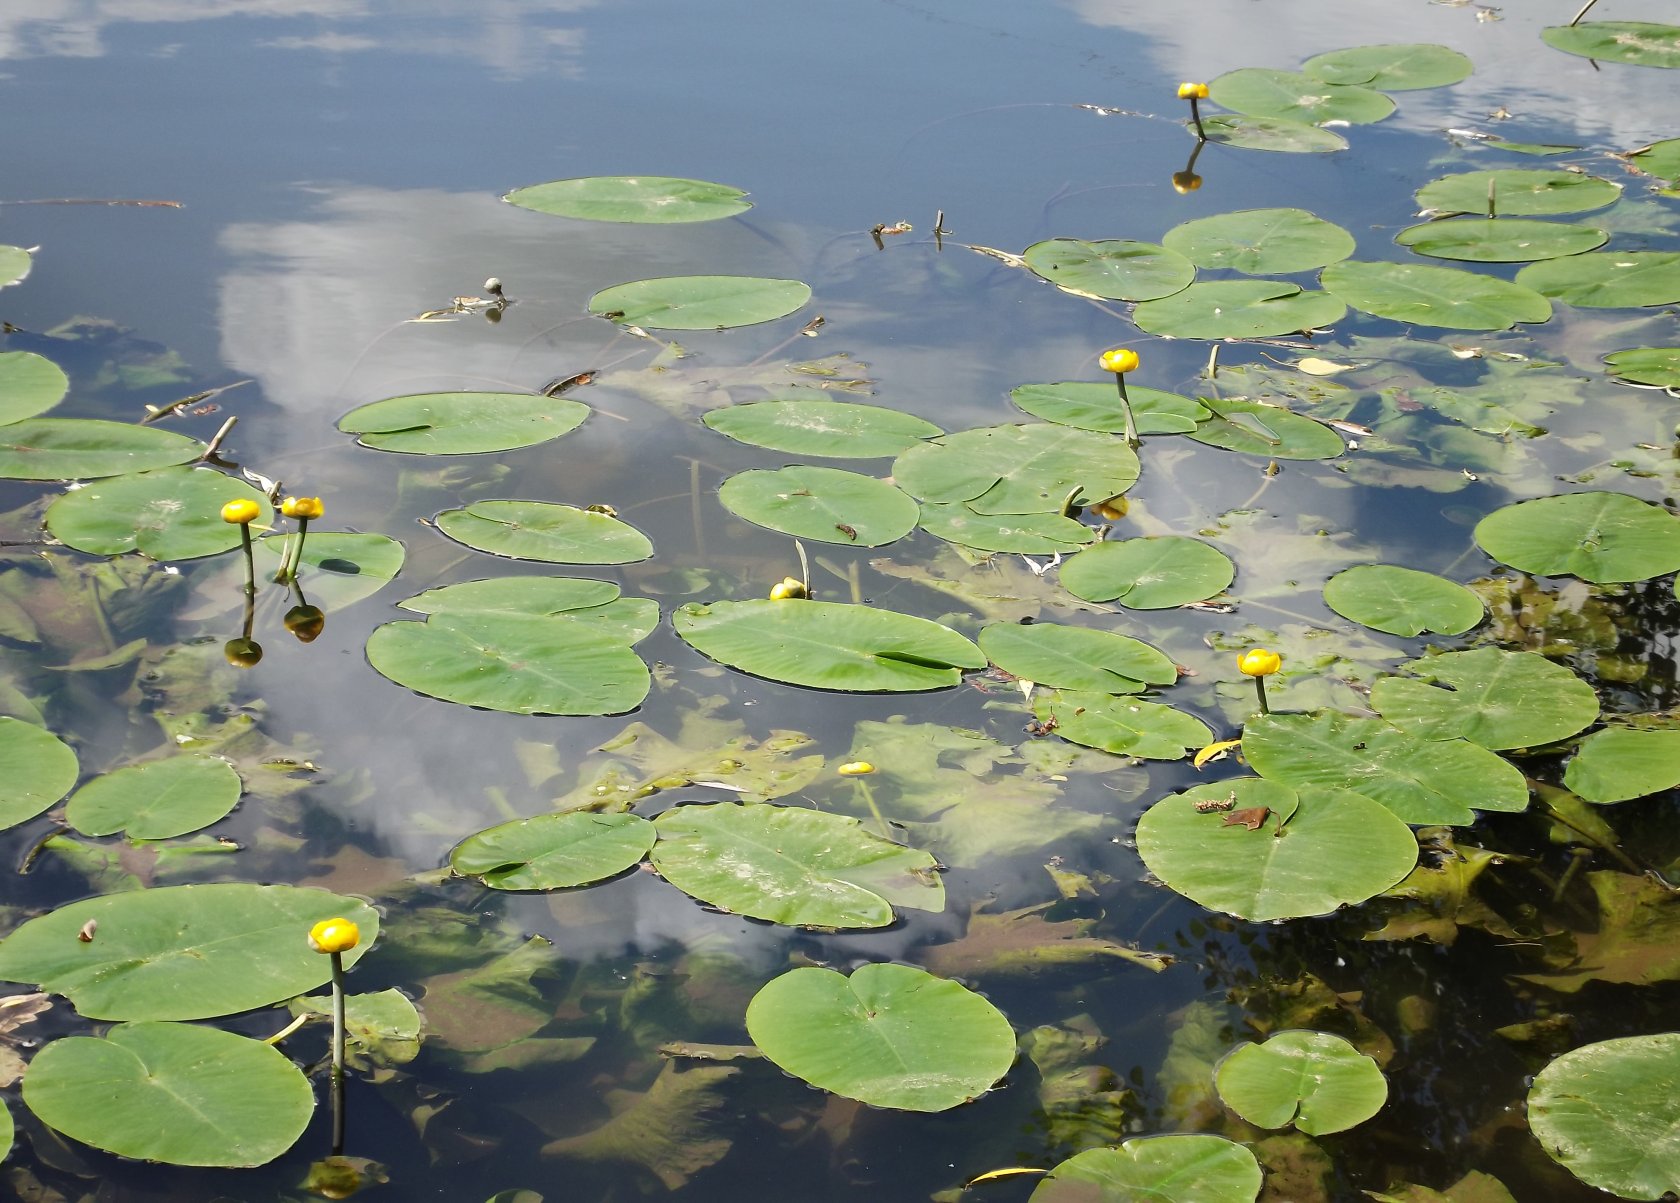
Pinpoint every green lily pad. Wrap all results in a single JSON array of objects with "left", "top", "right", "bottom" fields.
[
  {"left": 1021, "top": 239, "right": 1195, "bottom": 302},
  {"left": 1010, "top": 382, "right": 1209, "bottom": 435},
  {"left": 1034, "top": 692, "right": 1211, "bottom": 760},
  {"left": 1303, "top": 43, "right": 1473, "bottom": 90},
  {"left": 367, "top": 612, "right": 651, "bottom": 715},
  {"left": 399, "top": 577, "right": 657, "bottom": 642},
  {"left": 1541, "top": 22, "right": 1680, "bottom": 69},
  {"left": 66, "top": 754, "right": 242, "bottom": 840},
  {"left": 980, "top": 622, "right": 1176, "bottom": 694},
  {"left": 1565, "top": 727, "right": 1680, "bottom": 803},
  {"left": 587, "top": 275, "right": 810, "bottom": 330},
  {"left": 1414, "top": 170, "right": 1622, "bottom": 217},
  {"left": 1031, "top": 1135, "right": 1262, "bottom": 1203},
  {"left": 0, "top": 352, "right": 69, "bottom": 425},
  {"left": 504, "top": 175, "right": 750, "bottom": 223},
  {"left": 651, "top": 803, "right": 943, "bottom": 928},
  {"left": 0, "top": 419, "right": 202, "bottom": 480},
  {"left": 0, "top": 717, "right": 78, "bottom": 831},
  {"left": 702, "top": 398, "right": 942, "bottom": 457},
  {"left": 1060, "top": 537, "right": 1235, "bottom": 607},
  {"left": 1516, "top": 252, "right": 1680, "bottom": 308},
  {"left": 1323, "top": 564, "right": 1484, "bottom": 635},
  {"left": 1134, "top": 281, "right": 1346, "bottom": 339},
  {"left": 336, "top": 392, "right": 588, "bottom": 455},
  {"left": 673, "top": 599, "right": 985, "bottom": 691},
  {"left": 745, "top": 963, "right": 1011, "bottom": 1110},
  {"left": 1136, "top": 778, "right": 1418, "bottom": 921},
  {"left": 0, "top": 883, "right": 378, "bottom": 1020},
  {"left": 1243, "top": 712, "right": 1527, "bottom": 825},
  {"left": 1188, "top": 399, "right": 1346, "bottom": 459},
  {"left": 893, "top": 424, "right": 1139, "bottom": 515},
  {"left": 1624, "top": 139, "right": 1680, "bottom": 184},
  {"left": 252, "top": 532, "right": 406, "bottom": 609},
  {"left": 46, "top": 467, "right": 270, "bottom": 561},
  {"left": 1320, "top": 261, "right": 1552, "bottom": 331},
  {"left": 719, "top": 465, "right": 918, "bottom": 547},
  {"left": 1209, "top": 68, "right": 1395, "bottom": 125},
  {"left": 1529, "top": 1033, "right": 1680, "bottom": 1201},
  {"left": 1371, "top": 648, "right": 1599, "bottom": 750},
  {"left": 289, "top": 988, "right": 421, "bottom": 1066},
  {"left": 1215, "top": 1030, "right": 1388, "bottom": 1134},
  {"left": 436, "top": 500, "right": 653, "bottom": 563},
  {"left": 1200, "top": 115, "right": 1348, "bottom": 153},
  {"left": 917, "top": 503, "right": 1096, "bottom": 554},
  {"left": 1396, "top": 219, "right": 1607, "bottom": 263},
  {"left": 1162, "top": 209, "right": 1355, "bottom": 275},
  {"left": 0, "top": 246, "right": 32, "bottom": 288},
  {"left": 23, "top": 1022, "right": 312, "bottom": 1167},
  {"left": 451, "top": 812, "right": 656, "bottom": 889},
  {"left": 1474, "top": 492, "right": 1680, "bottom": 583},
  {"left": 1605, "top": 346, "right": 1680, "bottom": 387}
]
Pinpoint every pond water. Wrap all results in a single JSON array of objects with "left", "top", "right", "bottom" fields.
[{"left": 5, "top": 1, "right": 1680, "bottom": 1200}]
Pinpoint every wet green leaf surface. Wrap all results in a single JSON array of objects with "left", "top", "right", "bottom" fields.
[
  {"left": 587, "top": 275, "right": 810, "bottom": 330},
  {"left": 337, "top": 391, "right": 589, "bottom": 454},
  {"left": 504, "top": 175, "right": 750, "bottom": 222},
  {"left": 1215, "top": 1029, "right": 1388, "bottom": 1134},
  {"left": 1529, "top": 1033, "right": 1680, "bottom": 1200}
]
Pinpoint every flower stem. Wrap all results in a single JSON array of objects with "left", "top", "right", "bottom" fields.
[
  {"left": 1254, "top": 676, "right": 1270, "bottom": 716},
  {"left": 279, "top": 518, "right": 310, "bottom": 584},
  {"left": 1190, "top": 96, "right": 1207, "bottom": 142},
  {"left": 1114, "top": 376, "right": 1139, "bottom": 449},
  {"left": 330, "top": 949, "right": 346, "bottom": 1154},
  {"left": 239, "top": 524, "right": 256, "bottom": 598}
]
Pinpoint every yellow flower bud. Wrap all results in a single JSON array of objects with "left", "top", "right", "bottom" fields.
[
  {"left": 1089, "top": 498, "right": 1128, "bottom": 522},
  {"left": 1099, "top": 348, "right": 1140, "bottom": 375},
  {"left": 1178, "top": 82, "right": 1209, "bottom": 100},
  {"left": 1238, "top": 648, "right": 1282, "bottom": 677},
  {"left": 769, "top": 576, "right": 808, "bottom": 601},
  {"left": 221, "top": 498, "right": 262, "bottom": 525},
  {"left": 1172, "top": 171, "right": 1204, "bottom": 194},
  {"left": 223, "top": 637, "right": 263, "bottom": 668},
  {"left": 838, "top": 761, "right": 876, "bottom": 776},
  {"left": 309, "top": 917, "right": 360, "bottom": 954},
  {"left": 281, "top": 496, "right": 324, "bottom": 520}
]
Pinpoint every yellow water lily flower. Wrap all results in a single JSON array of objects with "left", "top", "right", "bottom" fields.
[
  {"left": 1178, "top": 82, "right": 1209, "bottom": 100},
  {"left": 769, "top": 576, "right": 808, "bottom": 600},
  {"left": 281, "top": 496, "right": 324, "bottom": 520},
  {"left": 1099, "top": 348, "right": 1140, "bottom": 374},
  {"left": 309, "top": 917, "right": 360, "bottom": 954},
  {"left": 838, "top": 761, "right": 876, "bottom": 776},
  {"left": 1238, "top": 648, "right": 1282, "bottom": 677},
  {"left": 221, "top": 498, "right": 261, "bottom": 525}
]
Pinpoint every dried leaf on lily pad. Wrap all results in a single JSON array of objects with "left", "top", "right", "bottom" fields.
[
  {"left": 920, "top": 902, "right": 1171, "bottom": 979},
  {"left": 542, "top": 1061, "right": 740, "bottom": 1190}
]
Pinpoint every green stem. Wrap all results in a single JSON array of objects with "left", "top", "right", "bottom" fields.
[
  {"left": 855, "top": 779, "right": 891, "bottom": 840},
  {"left": 330, "top": 949, "right": 346, "bottom": 1154},
  {"left": 1254, "top": 676, "right": 1270, "bottom": 716},
  {"left": 278, "top": 518, "right": 309, "bottom": 584},
  {"left": 1114, "top": 376, "right": 1139, "bottom": 449},
  {"left": 1190, "top": 95, "right": 1207, "bottom": 141},
  {"left": 239, "top": 524, "right": 256, "bottom": 598}
]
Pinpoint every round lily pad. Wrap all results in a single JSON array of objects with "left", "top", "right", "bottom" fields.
[
  {"left": 0, "top": 351, "right": 69, "bottom": 425},
  {"left": 0, "top": 246, "right": 32, "bottom": 289},
  {"left": 436, "top": 500, "right": 652, "bottom": 564},
  {"left": 0, "top": 717, "right": 78, "bottom": 831},
  {"left": 980, "top": 622, "right": 1176, "bottom": 694},
  {"left": 1323, "top": 564, "right": 1484, "bottom": 635},
  {"left": 1321, "top": 261, "right": 1552, "bottom": 331},
  {"left": 1060, "top": 537, "right": 1234, "bottom": 608},
  {"left": 0, "top": 419, "right": 202, "bottom": 481},
  {"left": 1605, "top": 347, "right": 1680, "bottom": 388},
  {"left": 1162, "top": 209, "right": 1355, "bottom": 275},
  {"left": 1209, "top": 68, "right": 1395, "bottom": 125},
  {"left": 1529, "top": 1033, "right": 1680, "bottom": 1201},
  {"left": 252, "top": 532, "right": 406, "bottom": 610},
  {"left": 745, "top": 963, "right": 1012, "bottom": 1110},
  {"left": 652, "top": 803, "right": 943, "bottom": 928},
  {"left": 23, "top": 1022, "right": 312, "bottom": 1167},
  {"left": 1032, "top": 1136, "right": 1262, "bottom": 1203},
  {"left": 702, "top": 398, "right": 942, "bottom": 458},
  {"left": 1136, "top": 778, "right": 1418, "bottom": 921},
  {"left": 1010, "top": 382, "right": 1209, "bottom": 435},
  {"left": 718, "top": 465, "right": 918, "bottom": 547},
  {"left": 1565, "top": 727, "right": 1680, "bottom": 804},
  {"left": 66, "top": 754, "right": 242, "bottom": 840},
  {"left": 1200, "top": 116, "right": 1348, "bottom": 153},
  {"left": 1624, "top": 139, "right": 1680, "bottom": 185},
  {"left": 1415, "top": 170, "right": 1622, "bottom": 218},
  {"left": 1473, "top": 491, "right": 1680, "bottom": 583},
  {"left": 1371, "top": 648, "right": 1599, "bottom": 750},
  {"left": 587, "top": 276, "right": 810, "bottom": 330},
  {"left": 1516, "top": 252, "right": 1680, "bottom": 308},
  {"left": 47, "top": 467, "right": 271, "bottom": 561},
  {"left": 451, "top": 812, "right": 656, "bottom": 889},
  {"left": 1188, "top": 400, "right": 1345, "bottom": 459},
  {"left": 1215, "top": 1030, "right": 1388, "bottom": 1135},
  {"left": 1034, "top": 691, "right": 1211, "bottom": 760},
  {"left": 1021, "top": 239, "right": 1195, "bottom": 302},
  {"left": 893, "top": 424, "right": 1139, "bottom": 515},
  {"left": 504, "top": 176, "right": 750, "bottom": 223},
  {"left": 1303, "top": 43, "right": 1472, "bottom": 90},
  {"left": 399, "top": 577, "right": 658, "bottom": 642},
  {"left": 1396, "top": 219, "right": 1607, "bottom": 263},
  {"left": 1134, "top": 281, "right": 1346, "bottom": 340},
  {"left": 917, "top": 503, "right": 1095, "bottom": 554},
  {"left": 1541, "top": 22, "right": 1680, "bottom": 69},
  {"left": 337, "top": 392, "right": 588, "bottom": 455}
]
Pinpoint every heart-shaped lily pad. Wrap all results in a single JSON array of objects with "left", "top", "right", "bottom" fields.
[
  {"left": 451, "top": 812, "right": 656, "bottom": 889},
  {"left": 1215, "top": 1030, "right": 1388, "bottom": 1134},
  {"left": 917, "top": 503, "right": 1095, "bottom": 554},
  {"left": 1210, "top": 68, "right": 1395, "bottom": 124},
  {"left": 1371, "top": 648, "right": 1599, "bottom": 750},
  {"left": 1032, "top": 1136, "right": 1262, "bottom": 1203},
  {"left": 0, "top": 246, "right": 32, "bottom": 289},
  {"left": 980, "top": 622, "right": 1176, "bottom": 694},
  {"left": 1474, "top": 492, "right": 1680, "bottom": 583},
  {"left": 1162, "top": 208, "right": 1355, "bottom": 275},
  {"left": 1396, "top": 219, "right": 1607, "bottom": 263},
  {"left": 1010, "top": 382, "right": 1209, "bottom": 435},
  {"left": 1034, "top": 691, "right": 1212, "bottom": 760},
  {"left": 1541, "top": 22, "right": 1680, "bottom": 69},
  {"left": 1564, "top": 727, "right": 1680, "bottom": 804},
  {"left": 1321, "top": 261, "right": 1552, "bottom": 330},
  {"left": 1323, "top": 564, "right": 1484, "bottom": 635},
  {"left": 0, "top": 419, "right": 203, "bottom": 481},
  {"left": 1415, "top": 170, "right": 1622, "bottom": 218},
  {"left": 504, "top": 175, "right": 750, "bottom": 223},
  {"left": 893, "top": 424, "right": 1139, "bottom": 515},
  {"left": 399, "top": 577, "right": 657, "bottom": 642},
  {"left": 1605, "top": 347, "right": 1680, "bottom": 388},
  {"left": 719, "top": 465, "right": 918, "bottom": 546},
  {"left": 337, "top": 392, "right": 588, "bottom": 455},
  {"left": 436, "top": 500, "right": 653, "bottom": 564},
  {"left": 47, "top": 467, "right": 271, "bottom": 561},
  {"left": 1188, "top": 400, "right": 1345, "bottom": 459},
  {"left": 0, "top": 717, "right": 78, "bottom": 831},
  {"left": 1201, "top": 116, "right": 1348, "bottom": 153},
  {"left": 588, "top": 276, "right": 810, "bottom": 330},
  {"left": 1134, "top": 281, "right": 1346, "bottom": 339},
  {"left": 1060, "top": 537, "right": 1235, "bottom": 607},
  {"left": 1516, "top": 252, "right": 1680, "bottom": 309},
  {"left": 66, "top": 754, "right": 242, "bottom": 840},
  {"left": 0, "top": 351, "right": 69, "bottom": 425},
  {"left": 703, "top": 398, "right": 942, "bottom": 457},
  {"left": 1303, "top": 43, "right": 1472, "bottom": 90},
  {"left": 1529, "top": 1033, "right": 1680, "bottom": 1201},
  {"left": 1021, "top": 239, "right": 1195, "bottom": 301}
]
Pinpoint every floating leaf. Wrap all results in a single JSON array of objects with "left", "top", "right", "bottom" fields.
[
  {"left": 400, "top": 577, "right": 657, "bottom": 642},
  {"left": 1060, "top": 537, "right": 1235, "bottom": 608},
  {"left": 1010, "top": 382, "right": 1209, "bottom": 435},
  {"left": 504, "top": 175, "right": 750, "bottom": 223},
  {"left": 1134, "top": 281, "right": 1346, "bottom": 339},
  {"left": 0, "top": 419, "right": 202, "bottom": 480},
  {"left": 1323, "top": 564, "right": 1484, "bottom": 635},
  {"left": 66, "top": 754, "right": 241, "bottom": 840},
  {"left": 1605, "top": 346, "right": 1680, "bottom": 388},
  {"left": 587, "top": 276, "right": 810, "bottom": 330},
  {"left": 23, "top": 1022, "right": 311, "bottom": 1167},
  {"left": 673, "top": 599, "right": 985, "bottom": 691},
  {"left": 436, "top": 500, "right": 652, "bottom": 564},
  {"left": 289, "top": 988, "right": 421, "bottom": 1067},
  {"left": 893, "top": 424, "right": 1139, "bottom": 514},
  {"left": 1414, "top": 170, "right": 1622, "bottom": 217},
  {"left": 1565, "top": 727, "right": 1680, "bottom": 803},
  {"left": 1529, "top": 1033, "right": 1680, "bottom": 1201},
  {"left": 1034, "top": 692, "right": 1212, "bottom": 760},
  {"left": 719, "top": 465, "right": 918, "bottom": 547},
  {"left": 451, "top": 812, "right": 656, "bottom": 889},
  {"left": 1209, "top": 68, "right": 1395, "bottom": 125},
  {"left": 1516, "top": 252, "right": 1680, "bottom": 308},
  {"left": 1321, "top": 261, "right": 1551, "bottom": 331},
  {"left": 980, "top": 622, "right": 1175, "bottom": 694},
  {"left": 1215, "top": 1030, "right": 1387, "bottom": 1134},
  {"left": 1201, "top": 115, "right": 1348, "bottom": 153},
  {"left": 0, "top": 246, "right": 31, "bottom": 288},
  {"left": 1371, "top": 648, "right": 1599, "bottom": 750},
  {"left": 745, "top": 963, "right": 1012, "bottom": 1110},
  {"left": 1021, "top": 239, "right": 1195, "bottom": 301},
  {"left": 336, "top": 392, "right": 588, "bottom": 455},
  {"left": 1396, "top": 219, "right": 1607, "bottom": 263},
  {"left": 0, "top": 352, "right": 68, "bottom": 425},
  {"left": 1473, "top": 491, "right": 1680, "bottom": 583},
  {"left": 252, "top": 532, "right": 406, "bottom": 610},
  {"left": 1136, "top": 778, "right": 1418, "bottom": 920},
  {"left": 47, "top": 467, "right": 270, "bottom": 561},
  {"left": 1624, "top": 139, "right": 1680, "bottom": 184},
  {"left": 1303, "top": 43, "right": 1472, "bottom": 90},
  {"left": 1541, "top": 22, "right": 1680, "bottom": 69},
  {"left": 0, "top": 883, "right": 378, "bottom": 1020},
  {"left": 651, "top": 803, "right": 943, "bottom": 928},
  {"left": 1162, "top": 208, "right": 1355, "bottom": 275},
  {"left": 1031, "top": 1135, "right": 1263, "bottom": 1203},
  {"left": 0, "top": 717, "right": 78, "bottom": 831},
  {"left": 702, "top": 398, "right": 941, "bottom": 457},
  {"left": 917, "top": 503, "right": 1096, "bottom": 554},
  {"left": 1188, "top": 399, "right": 1346, "bottom": 459}
]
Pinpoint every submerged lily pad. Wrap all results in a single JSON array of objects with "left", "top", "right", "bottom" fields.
[
  {"left": 504, "top": 176, "right": 750, "bottom": 223},
  {"left": 1474, "top": 492, "right": 1680, "bottom": 583},
  {"left": 588, "top": 276, "right": 810, "bottom": 330},
  {"left": 1414, "top": 170, "right": 1622, "bottom": 217},
  {"left": 1541, "top": 22, "right": 1680, "bottom": 69},
  {"left": 0, "top": 419, "right": 202, "bottom": 481},
  {"left": 1371, "top": 648, "right": 1599, "bottom": 750},
  {"left": 1215, "top": 1030, "right": 1388, "bottom": 1134},
  {"left": 1032, "top": 1136, "right": 1262, "bottom": 1203},
  {"left": 66, "top": 755, "right": 241, "bottom": 840},
  {"left": 1321, "top": 261, "right": 1552, "bottom": 331},
  {"left": 673, "top": 599, "right": 984, "bottom": 691},
  {"left": 1134, "top": 281, "right": 1346, "bottom": 340},
  {"left": 1323, "top": 564, "right": 1484, "bottom": 635},
  {"left": 652, "top": 803, "right": 943, "bottom": 928},
  {"left": 47, "top": 467, "right": 270, "bottom": 561},
  {"left": 703, "top": 399, "right": 941, "bottom": 457},
  {"left": 336, "top": 392, "right": 588, "bottom": 455},
  {"left": 1529, "top": 1033, "right": 1680, "bottom": 1201},
  {"left": 719, "top": 465, "right": 918, "bottom": 546},
  {"left": 451, "top": 812, "right": 656, "bottom": 889},
  {"left": 1201, "top": 116, "right": 1348, "bottom": 153},
  {"left": 1396, "top": 219, "right": 1607, "bottom": 263},
  {"left": 917, "top": 503, "right": 1095, "bottom": 554},
  {"left": 745, "top": 963, "right": 1012, "bottom": 1110},
  {"left": 0, "top": 717, "right": 78, "bottom": 831},
  {"left": 436, "top": 500, "right": 652, "bottom": 564},
  {"left": 1060, "top": 537, "right": 1235, "bottom": 607},
  {"left": 1303, "top": 43, "right": 1472, "bottom": 90},
  {"left": 1035, "top": 692, "right": 1211, "bottom": 760},
  {"left": 1565, "top": 727, "right": 1680, "bottom": 804},
  {"left": 1209, "top": 68, "right": 1395, "bottom": 125},
  {"left": 1189, "top": 399, "right": 1345, "bottom": 459},
  {"left": 1605, "top": 347, "right": 1680, "bottom": 388},
  {"left": 980, "top": 622, "right": 1176, "bottom": 694},
  {"left": 0, "top": 351, "right": 69, "bottom": 425},
  {"left": 23, "top": 1022, "right": 312, "bottom": 1167},
  {"left": 1516, "top": 252, "right": 1680, "bottom": 308},
  {"left": 1010, "top": 382, "right": 1209, "bottom": 435},
  {"left": 1162, "top": 208, "right": 1355, "bottom": 275},
  {"left": 0, "top": 246, "right": 32, "bottom": 288},
  {"left": 1021, "top": 239, "right": 1195, "bottom": 301},
  {"left": 893, "top": 424, "right": 1139, "bottom": 515}
]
